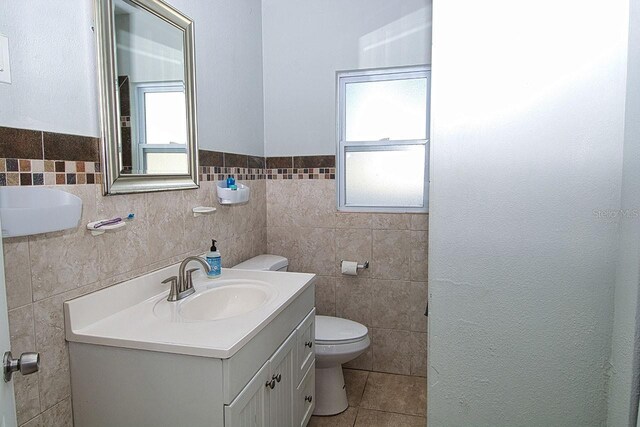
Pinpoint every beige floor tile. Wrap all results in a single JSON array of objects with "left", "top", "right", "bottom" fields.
[
  {"left": 309, "top": 406, "right": 358, "bottom": 427},
  {"left": 360, "top": 372, "right": 427, "bottom": 416},
  {"left": 354, "top": 408, "right": 425, "bottom": 427},
  {"left": 344, "top": 369, "right": 369, "bottom": 407}
]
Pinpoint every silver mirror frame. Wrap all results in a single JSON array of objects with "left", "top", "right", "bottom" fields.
[{"left": 94, "top": 0, "right": 199, "bottom": 195}]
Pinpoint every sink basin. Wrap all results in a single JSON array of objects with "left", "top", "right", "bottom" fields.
[
  {"left": 153, "top": 279, "right": 276, "bottom": 322},
  {"left": 180, "top": 284, "right": 270, "bottom": 321}
]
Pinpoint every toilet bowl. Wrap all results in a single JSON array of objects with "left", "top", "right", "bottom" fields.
[
  {"left": 232, "top": 254, "right": 370, "bottom": 416},
  {"left": 313, "top": 315, "right": 370, "bottom": 415}
]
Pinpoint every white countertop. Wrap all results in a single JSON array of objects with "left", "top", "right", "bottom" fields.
[{"left": 64, "top": 264, "right": 316, "bottom": 358}]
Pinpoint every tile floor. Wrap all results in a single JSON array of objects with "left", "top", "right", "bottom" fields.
[{"left": 308, "top": 369, "right": 427, "bottom": 427}]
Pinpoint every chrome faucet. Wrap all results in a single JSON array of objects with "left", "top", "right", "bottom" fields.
[{"left": 162, "top": 256, "right": 211, "bottom": 302}]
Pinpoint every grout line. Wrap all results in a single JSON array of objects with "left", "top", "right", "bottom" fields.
[{"left": 351, "top": 406, "right": 359, "bottom": 426}]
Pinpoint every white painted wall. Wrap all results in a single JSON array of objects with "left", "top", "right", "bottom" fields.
[
  {"left": 0, "top": 0, "right": 265, "bottom": 156},
  {"left": 261, "top": 0, "right": 431, "bottom": 156},
  {"left": 170, "top": 0, "right": 264, "bottom": 155},
  {"left": 428, "top": 0, "right": 628, "bottom": 425},
  {"left": 607, "top": 0, "right": 640, "bottom": 424},
  {"left": 0, "top": 0, "right": 99, "bottom": 137}
]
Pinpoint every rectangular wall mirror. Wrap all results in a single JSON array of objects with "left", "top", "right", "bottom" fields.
[{"left": 95, "top": 0, "right": 199, "bottom": 194}]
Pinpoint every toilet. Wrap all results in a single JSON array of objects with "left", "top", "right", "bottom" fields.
[{"left": 232, "top": 254, "right": 370, "bottom": 416}]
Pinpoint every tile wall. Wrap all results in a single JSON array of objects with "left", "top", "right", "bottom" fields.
[
  {"left": 1, "top": 125, "right": 428, "bottom": 426},
  {"left": 1, "top": 124, "right": 267, "bottom": 426},
  {"left": 266, "top": 179, "right": 428, "bottom": 377}
]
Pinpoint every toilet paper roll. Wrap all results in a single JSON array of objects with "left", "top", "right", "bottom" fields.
[{"left": 341, "top": 261, "right": 359, "bottom": 276}]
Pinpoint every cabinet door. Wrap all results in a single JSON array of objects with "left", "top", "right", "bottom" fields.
[
  {"left": 296, "top": 361, "right": 315, "bottom": 427},
  {"left": 295, "top": 309, "right": 315, "bottom": 386},
  {"left": 268, "top": 332, "right": 296, "bottom": 427},
  {"left": 225, "top": 360, "right": 271, "bottom": 427}
]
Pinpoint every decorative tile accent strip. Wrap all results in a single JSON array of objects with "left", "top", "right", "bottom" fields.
[
  {"left": 0, "top": 127, "right": 341, "bottom": 185},
  {"left": 0, "top": 159, "right": 102, "bottom": 186},
  {"left": 199, "top": 167, "right": 265, "bottom": 182},
  {"left": 120, "top": 116, "right": 131, "bottom": 128},
  {"left": 265, "top": 168, "right": 336, "bottom": 180}
]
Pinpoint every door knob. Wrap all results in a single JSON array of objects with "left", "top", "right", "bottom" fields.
[{"left": 3, "top": 351, "right": 40, "bottom": 382}]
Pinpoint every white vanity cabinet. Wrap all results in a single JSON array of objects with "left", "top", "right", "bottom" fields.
[
  {"left": 225, "top": 309, "right": 316, "bottom": 427},
  {"left": 66, "top": 268, "right": 316, "bottom": 427}
]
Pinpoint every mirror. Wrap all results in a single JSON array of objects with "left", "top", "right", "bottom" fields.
[{"left": 95, "top": 0, "right": 198, "bottom": 194}]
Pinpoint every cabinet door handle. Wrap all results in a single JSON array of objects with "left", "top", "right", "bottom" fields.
[
  {"left": 305, "top": 341, "right": 313, "bottom": 348},
  {"left": 265, "top": 379, "right": 276, "bottom": 389},
  {"left": 305, "top": 395, "right": 313, "bottom": 403},
  {"left": 273, "top": 373, "right": 281, "bottom": 383}
]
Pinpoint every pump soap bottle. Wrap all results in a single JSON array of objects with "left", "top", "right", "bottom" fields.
[{"left": 206, "top": 239, "right": 222, "bottom": 278}]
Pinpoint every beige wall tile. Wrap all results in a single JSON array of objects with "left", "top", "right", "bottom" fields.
[
  {"left": 409, "top": 282, "right": 428, "bottom": 333},
  {"left": 371, "top": 328, "right": 411, "bottom": 375},
  {"left": 267, "top": 226, "right": 300, "bottom": 265},
  {"left": 335, "top": 212, "right": 372, "bottom": 229},
  {"left": 336, "top": 277, "right": 371, "bottom": 327},
  {"left": 251, "top": 227, "right": 268, "bottom": 258},
  {"left": 39, "top": 398, "right": 73, "bottom": 427},
  {"left": 29, "top": 186, "right": 99, "bottom": 301},
  {"left": 29, "top": 228, "right": 99, "bottom": 301},
  {"left": 4, "top": 236, "right": 32, "bottom": 309},
  {"left": 285, "top": 227, "right": 335, "bottom": 275},
  {"left": 335, "top": 228, "right": 372, "bottom": 278},
  {"left": 370, "top": 280, "right": 411, "bottom": 330},
  {"left": 410, "top": 332, "right": 427, "bottom": 377},
  {"left": 410, "top": 230, "right": 428, "bottom": 282},
  {"left": 20, "top": 415, "right": 42, "bottom": 427},
  {"left": 9, "top": 305, "right": 40, "bottom": 425},
  {"left": 33, "top": 284, "right": 100, "bottom": 411},
  {"left": 410, "top": 213, "right": 429, "bottom": 231},
  {"left": 371, "top": 213, "right": 410, "bottom": 230},
  {"left": 267, "top": 180, "right": 336, "bottom": 228},
  {"left": 314, "top": 276, "right": 336, "bottom": 316},
  {"left": 371, "top": 229, "right": 410, "bottom": 280}
]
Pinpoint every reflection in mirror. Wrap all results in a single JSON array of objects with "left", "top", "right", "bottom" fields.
[
  {"left": 114, "top": 0, "right": 188, "bottom": 175},
  {"left": 95, "top": 0, "right": 198, "bottom": 194}
]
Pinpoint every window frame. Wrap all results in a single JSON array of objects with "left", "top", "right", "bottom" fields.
[
  {"left": 133, "top": 81, "right": 188, "bottom": 173},
  {"left": 336, "top": 65, "right": 431, "bottom": 213}
]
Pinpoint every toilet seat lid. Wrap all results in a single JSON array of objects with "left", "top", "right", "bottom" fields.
[{"left": 315, "top": 315, "right": 368, "bottom": 344}]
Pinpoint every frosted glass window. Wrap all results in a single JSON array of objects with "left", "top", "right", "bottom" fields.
[
  {"left": 145, "top": 152, "right": 188, "bottom": 174},
  {"left": 345, "top": 78, "right": 427, "bottom": 141},
  {"left": 144, "top": 91, "right": 187, "bottom": 145},
  {"left": 345, "top": 146, "right": 425, "bottom": 207},
  {"left": 337, "top": 66, "right": 430, "bottom": 212}
]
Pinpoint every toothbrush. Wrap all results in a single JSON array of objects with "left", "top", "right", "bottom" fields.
[{"left": 94, "top": 213, "right": 135, "bottom": 229}]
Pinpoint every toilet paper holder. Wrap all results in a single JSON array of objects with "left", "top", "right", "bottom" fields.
[{"left": 341, "top": 260, "right": 369, "bottom": 270}]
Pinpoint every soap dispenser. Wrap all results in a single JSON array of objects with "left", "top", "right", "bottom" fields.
[{"left": 206, "top": 239, "right": 222, "bottom": 278}]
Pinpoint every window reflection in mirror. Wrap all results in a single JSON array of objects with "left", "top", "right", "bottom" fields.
[{"left": 114, "top": 0, "right": 188, "bottom": 175}]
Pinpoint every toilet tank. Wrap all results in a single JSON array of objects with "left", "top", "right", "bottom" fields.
[{"left": 232, "top": 254, "right": 289, "bottom": 272}]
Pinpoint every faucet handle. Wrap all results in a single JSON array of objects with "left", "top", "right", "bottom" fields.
[
  {"left": 162, "top": 276, "right": 178, "bottom": 286},
  {"left": 162, "top": 276, "right": 179, "bottom": 301},
  {"left": 185, "top": 268, "right": 200, "bottom": 290}
]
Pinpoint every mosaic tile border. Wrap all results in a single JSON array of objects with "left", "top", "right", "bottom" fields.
[
  {"left": 0, "top": 161, "right": 338, "bottom": 186},
  {"left": 265, "top": 168, "right": 336, "bottom": 180},
  {"left": 0, "top": 158, "right": 102, "bottom": 186},
  {"left": 0, "top": 126, "right": 340, "bottom": 186},
  {"left": 199, "top": 166, "right": 265, "bottom": 182}
]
